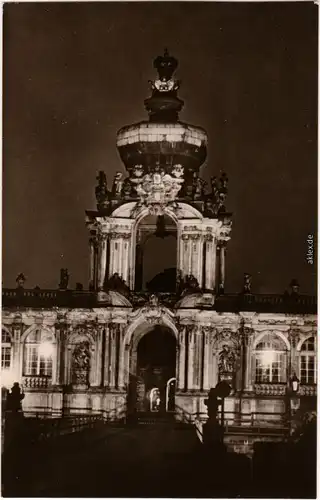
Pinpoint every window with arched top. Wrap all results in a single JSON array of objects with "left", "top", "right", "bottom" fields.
[
  {"left": 254, "top": 334, "right": 287, "bottom": 383},
  {"left": 23, "top": 329, "right": 54, "bottom": 377},
  {"left": 1, "top": 330, "right": 12, "bottom": 369},
  {"left": 300, "top": 337, "right": 316, "bottom": 385}
]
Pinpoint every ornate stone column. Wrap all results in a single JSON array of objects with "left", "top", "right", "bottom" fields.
[
  {"left": 193, "top": 330, "right": 201, "bottom": 390},
  {"left": 177, "top": 227, "right": 184, "bottom": 271},
  {"left": 97, "top": 233, "right": 108, "bottom": 290},
  {"left": 181, "top": 234, "right": 191, "bottom": 276},
  {"left": 218, "top": 241, "right": 227, "bottom": 293},
  {"left": 94, "top": 324, "right": 104, "bottom": 386},
  {"left": 109, "top": 324, "right": 117, "bottom": 388},
  {"left": 243, "top": 327, "right": 254, "bottom": 392},
  {"left": 204, "top": 234, "right": 216, "bottom": 291},
  {"left": 202, "top": 327, "right": 211, "bottom": 391},
  {"left": 288, "top": 329, "right": 300, "bottom": 377},
  {"left": 89, "top": 235, "right": 96, "bottom": 289},
  {"left": 187, "top": 326, "right": 195, "bottom": 390},
  {"left": 121, "top": 235, "right": 131, "bottom": 285},
  {"left": 12, "top": 320, "right": 23, "bottom": 382},
  {"left": 103, "top": 325, "right": 110, "bottom": 386},
  {"left": 118, "top": 325, "right": 126, "bottom": 389},
  {"left": 191, "top": 234, "right": 203, "bottom": 286},
  {"left": 54, "top": 320, "right": 64, "bottom": 386},
  {"left": 109, "top": 234, "right": 130, "bottom": 281},
  {"left": 177, "top": 326, "right": 186, "bottom": 390}
]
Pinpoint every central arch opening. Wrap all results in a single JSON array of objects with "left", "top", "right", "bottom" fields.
[
  {"left": 132, "top": 326, "right": 176, "bottom": 414},
  {"left": 135, "top": 214, "right": 177, "bottom": 292}
]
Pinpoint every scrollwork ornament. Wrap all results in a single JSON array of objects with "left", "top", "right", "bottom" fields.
[
  {"left": 190, "top": 233, "right": 201, "bottom": 241},
  {"left": 204, "top": 234, "right": 213, "bottom": 242}
]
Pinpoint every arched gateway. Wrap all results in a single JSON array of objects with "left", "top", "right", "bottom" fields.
[{"left": 127, "top": 325, "right": 177, "bottom": 415}]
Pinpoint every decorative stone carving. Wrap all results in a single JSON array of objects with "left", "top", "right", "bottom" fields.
[
  {"left": 204, "top": 233, "right": 213, "bottom": 242},
  {"left": 288, "top": 329, "right": 300, "bottom": 348},
  {"left": 241, "top": 326, "right": 254, "bottom": 347},
  {"left": 95, "top": 171, "right": 109, "bottom": 210},
  {"left": 192, "top": 173, "right": 206, "bottom": 200},
  {"left": 203, "top": 172, "right": 229, "bottom": 217},
  {"left": 106, "top": 273, "right": 130, "bottom": 298},
  {"left": 218, "top": 344, "right": 236, "bottom": 374},
  {"left": 16, "top": 273, "right": 26, "bottom": 289},
  {"left": 59, "top": 268, "right": 69, "bottom": 290},
  {"left": 111, "top": 172, "right": 124, "bottom": 198},
  {"left": 243, "top": 273, "right": 252, "bottom": 294},
  {"left": 109, "top": 232, "right": 131, "bottom": 239},
  {"left": 148, "top": 294, "right": 159, "bottom": 307},
  {"left": 72, "top": 341, "right": 90, "bottom": 388},
  {"left": 181, "top": 274, "right": 201, "bottom": 297},
  {"left": 214, "top": 328, "right": 240, "bottom": 347},
  {"left": 131, "top": 165, "right": 184, "bottom": 205}
]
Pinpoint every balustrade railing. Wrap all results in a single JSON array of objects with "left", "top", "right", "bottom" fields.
[
  {"left": 299, "top": 385, "right": 317, "bottom": 396},
  {"left": 193, "top": 410, "right": 288, "bottom": 436},
  {"left": 2, "top": 287, "right": 316, "bottom": 313},
  {"left": 253, "top": 383, "right": 287, "bottom": 396},
  {"left": 22, "top": 376, "right": 51, "bottom": 389},
  {"left": 175, "top": 404, "right": 193, "bottom": 424}
]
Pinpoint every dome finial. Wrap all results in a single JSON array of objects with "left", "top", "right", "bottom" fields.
[{"left": 153, "top": 49, "right": 178, "bottom": 82}]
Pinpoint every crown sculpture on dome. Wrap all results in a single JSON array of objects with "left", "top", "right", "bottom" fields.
[
  {"left": 91, "top": 51, "right": 230, "bottom": 217},
  {"left": 146, "top": 48, "right": 181, "bottom": 110}
]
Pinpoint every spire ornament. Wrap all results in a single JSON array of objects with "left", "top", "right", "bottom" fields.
[{"left": 145, "top": 49, "right": 184, "bottom": 122}]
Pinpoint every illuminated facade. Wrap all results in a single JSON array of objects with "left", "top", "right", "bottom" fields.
[{"left": 2, "top": 52, "right": 317, "bottom": 425}]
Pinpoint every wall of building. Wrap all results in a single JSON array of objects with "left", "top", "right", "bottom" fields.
[{"left": 2, "top": 306, "right": 317, "bottom": 421}]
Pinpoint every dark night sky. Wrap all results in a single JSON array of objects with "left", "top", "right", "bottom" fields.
[{"left": 3, "top": 2, "right": 317, "bottom": 294}]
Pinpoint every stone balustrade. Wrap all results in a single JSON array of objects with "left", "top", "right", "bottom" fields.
[
  {"left": 2, "top": 288, "right": 317, "bottom": 313},
  {"left": 299, "top": 385, "right": 317, "bottom": 397},
  {"left": 254, "top": 383, "right": 287, "bottom": 396},
  {"left": 23, "top": 376, "right": 51, "bottom": 389}
]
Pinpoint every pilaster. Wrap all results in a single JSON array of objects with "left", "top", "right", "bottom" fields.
[
  {"left": 204, "top": 234, "right": 216, "bottom": 291},
  {"left": 187, "top": 326, "right": 195, "bottom": 390},
  {"left": 177, "top": 326, "right": 185, "bottom": 390},
  {"left": 89, "top": 235, "right": 96, "bottom": 289},
  {"left": 288, "top": 328, "right": 300, "bottom": 380},
  {"left": 97, "top": 233, "right": 108, "bottom": 290},
  {"left": 202, "top": 327, "right": 211, "bottom": 391},
  {"left": 243, "top": 327, "right": 254, "bottom": 391},
  {"left": 12, "top": 320, "right": 23, "bottom": 382},
  {"left": 54, "top": 318, "right": 66, "bottom": 386}
]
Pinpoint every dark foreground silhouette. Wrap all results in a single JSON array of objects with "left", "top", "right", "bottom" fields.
[{"left": 2, "top": 416, "right": 317, "bottom": 498}]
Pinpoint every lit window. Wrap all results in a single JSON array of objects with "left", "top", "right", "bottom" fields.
[
  {"left": 23, "top": 329, "right": 54, "bottom": 377},
  {"left": 300, "top": 337, "right": 316, "bottom": 385},
  {"left": 255, "top": 335, "right": 287, "bottom": 383},
  {"left": 1, "top": 330, "right": 12, "bottom": 369}
]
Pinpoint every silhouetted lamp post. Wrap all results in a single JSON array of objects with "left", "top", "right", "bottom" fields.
[
  {"left": 287, "top": 373, "right": 300, "bottom": 434},
  {"left": 215, "top": 381, "right": 231, "bottom": 429}
]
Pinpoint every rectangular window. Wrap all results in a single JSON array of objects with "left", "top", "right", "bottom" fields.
[
  {"left": 39, "top": 355, "right": 52, "bottom": 376},
  {"left": 24, "top": 346, "right": 38, "bottom": 375},
  {"left": 255, "top": 353, "right": 281, "bottom": 383},
  {"left": 300, "top": 355, "right": 315, "bottom": 384},
  {"left": 1, "top": 346, "right": 11, "bottom": 369}
]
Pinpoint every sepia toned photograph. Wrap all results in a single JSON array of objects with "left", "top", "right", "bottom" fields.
[{"left": 1, "top": 1, "right": 317, "bottom": 498}]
